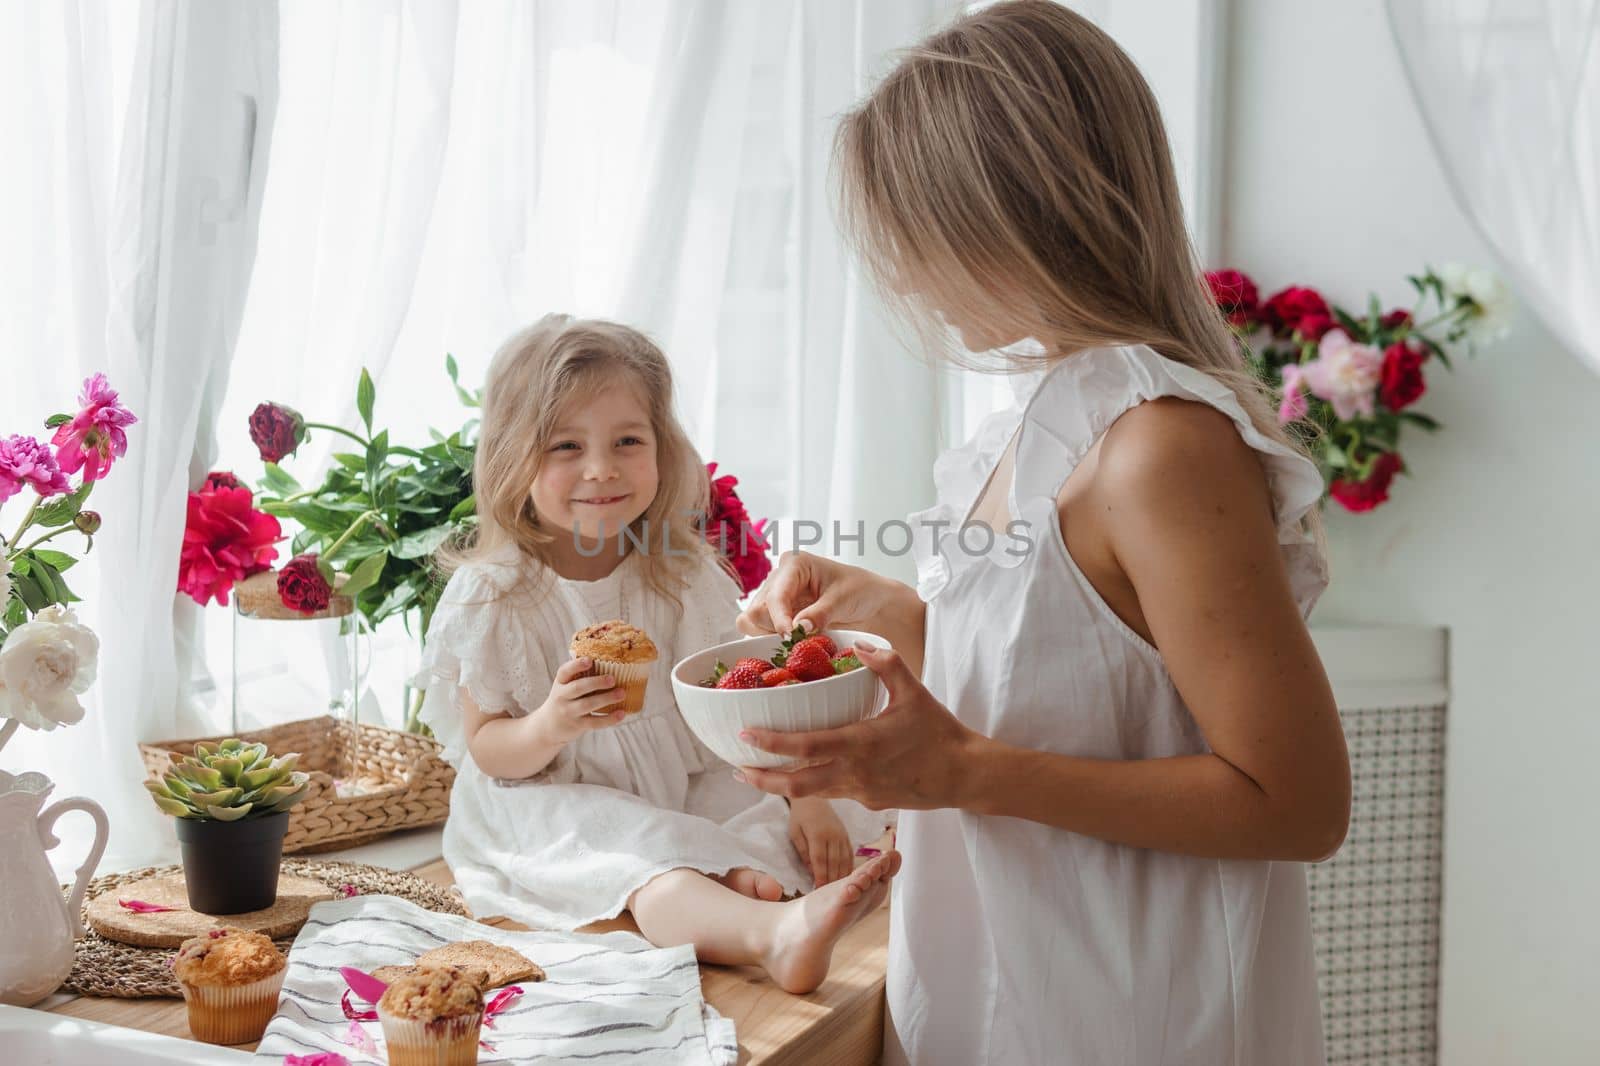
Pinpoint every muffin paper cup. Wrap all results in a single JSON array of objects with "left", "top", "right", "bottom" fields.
[
  {"left": 379, "top": 1009, "right": 484, "bottom": 1066},
  {"left": 180, "top": 968, "right": 286, "bottom": 1045},
  {"left": 590, "top": 658, "right": 653, "bottom": 714}
]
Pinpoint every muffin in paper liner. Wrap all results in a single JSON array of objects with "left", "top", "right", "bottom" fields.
[
  {"left": 178, "top": 968, "right": 286, "bottom": 1045},
  {"left": 377, "top": 1009, "right": 483, "bottom": 1066},
  {"left": 588, "top": 657, "right": 652, "bottom": 714}
]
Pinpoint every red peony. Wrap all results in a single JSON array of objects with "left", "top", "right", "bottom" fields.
[
  {"left": 249, "top": 402, "right": 306, "bottom": 464},
  {"left": 705, "top": 462, "right": 772, "bottom": 595},
  {"left": 1204, "top": 269, "right": 1260, "bottom": 327},
  {"left": 277, "top": 553, "right": 332, "bottom": 614},
  {"left": 202, "top": 470, "right": 241, "bottom": 492},
  {"left": 1329, "top": 451, "right": 1404, "bottom": 513},
  {"left": 178, "top": 484, "right": 281, "bottom": 606},
  {"left": 1380, "top": 309, "right": 1413, "bottom": 332},
  {"left": 1261, "top": 286, "right": 1332, "bottom": 340},
  {"left": 1379, "top": 341, "right": 1427, "bottom": 411}
]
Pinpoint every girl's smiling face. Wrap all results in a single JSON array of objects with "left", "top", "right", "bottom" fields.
[{"left": 530, "top": 377, "right": 659, "bottom": 545}]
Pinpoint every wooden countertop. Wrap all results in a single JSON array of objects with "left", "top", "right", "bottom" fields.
[{"left": 44, "top": 855, "right": 890, "bottom": 1065}]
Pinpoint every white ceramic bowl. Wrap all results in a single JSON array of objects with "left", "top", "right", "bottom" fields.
[{"left": 671, "top": 629, "right": 890, "bottom": 769}]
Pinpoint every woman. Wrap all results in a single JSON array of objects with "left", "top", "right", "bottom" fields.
[{"left": 733, "top": 4, "right": 1349, "bottom": 1063}]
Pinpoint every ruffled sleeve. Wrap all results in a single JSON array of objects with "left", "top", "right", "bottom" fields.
[{"left": 411, "top": 553, "right": 558, "bottom": 770}]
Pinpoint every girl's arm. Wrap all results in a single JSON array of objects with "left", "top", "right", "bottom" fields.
[
  {"left": 739, "top": 401, "right": 1350, "bottom": 864},
  {"left": 462, "top": 657, "right": 631, "bottom": 779},
  {"left": 739, "top": 553, "right": 928, "bottom": 676}
]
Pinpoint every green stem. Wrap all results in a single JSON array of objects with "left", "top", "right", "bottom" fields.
[
  {"left": 1411, "top": 303, "right": 1472, "bottom": 337},
  {"left": 9, "top": 526, "right": 76, "bottom": 559},
  {"left": 304, "top": 421, "right": 369, "bottom": 449},
  {"left": 321, "top": 509, "right": 378, "bottom": 563},
  {"left": 6, "top": 496, "right": 41, "bottom": 550}
]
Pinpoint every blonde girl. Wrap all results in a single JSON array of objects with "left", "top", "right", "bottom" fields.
[
  {"left": 735, "top": 3, "right": 1349, "bottom": 1062},
  {"left": 414, "top": 314, "right": 895, "bottom": 994}
]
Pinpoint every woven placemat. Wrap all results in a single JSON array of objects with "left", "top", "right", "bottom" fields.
[
  {"left": 62, "top": 860, "right": 470, "bottom": 999},
  {"left": 86, "top": 872, "right": 336, "bottom": 948}
]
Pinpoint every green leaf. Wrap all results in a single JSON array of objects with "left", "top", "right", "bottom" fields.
[
  {"left": 12, "top": 570, "right": 49, "bottom": 611},
  {"left": 259, "top": 462, "right": 302, "bottom": 496},
  {"left": 1399, "top": 411, "right": 1442, "bottom": 431},
  {"left": 448, "top": 493, "right": 477, "bottom": 522},
  {"left": 33, "top": 481, "right": 93, "bottom": 528},
  {"left": 30, "top": 549, "right": 76, "bottom": 572},
  {"left": 3, "top": 596, "right": 26, "bottom": 628},
  {"left": 331, "top": 452, "right": 365, "bottom": 473},
  {"left": 393, "top": 524, "right": 453, "bottom": 560},
  {"left": 446, "top": 438, "right": 474, "bottom": 473},
  {"left": 446, "top": 353, "right": 460, "bottom": 384},
  {"left": 1332, "top": 307, "right": 1365, "bottom": 338},
  {"left": 1322, "top": 443, "right": 1350, "bottom": 470},
  {"left": 339, "top": 550, "right": 388, "bottom": 601},
  {"left": 44, "top": 413, "right": 72, "bottom": 428},
  {"left": 356, "top": 368, "right": 375, "bottom": 433},
  {"left": 366, "top": 429, "right": 389, "bottom": 486}
]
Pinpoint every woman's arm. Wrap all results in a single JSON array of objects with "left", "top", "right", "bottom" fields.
[
  {"left": 739, "top": 552, "right": 928, "bottom": 677},
  {"left": 739, "top": 401, "right": 1350, "bottom": 863}
]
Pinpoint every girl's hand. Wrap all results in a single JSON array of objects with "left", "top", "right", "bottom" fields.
[
  {"left": 533, "top": 658, "right": 629, "bottom": 744},
  {"left": 737, "top": 644, "right": 985, "bottom": 811},
  {"left": 738, "top": 551, "right": 888, "bottom": 636},
  {"left": 786, "top": 797, "right": 853, "bottom": 887}
]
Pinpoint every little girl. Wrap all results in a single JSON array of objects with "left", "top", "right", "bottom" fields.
[
  {"left": 413, "top": 315, "right": 895, "bottom": 994},
  {"left": 734, "top": 2, "right": 1350, "bottom": 1063}
]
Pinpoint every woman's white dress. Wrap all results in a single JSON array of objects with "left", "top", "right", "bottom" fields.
[
  {"left": 884, "top": 344, "right": 1331, "bottom": 1065},
  {"left": 413, "top": 547, "right": 892, "bottom": 930}
]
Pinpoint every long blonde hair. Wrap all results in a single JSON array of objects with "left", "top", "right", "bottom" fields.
[
  {"left": 836, "top": 0, "right": 1323, "bottom": 543},
  {"left": 438, "top": 314, "right": 721, "bottom": 606}
]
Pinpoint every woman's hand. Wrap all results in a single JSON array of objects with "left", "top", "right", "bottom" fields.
[
  {"left": 738, "top": 551, "right": 890, "bottom": 636},
  {"left": 532, "top": 657, "right": 629, "bottom": 744},
  {"left": 736, "top": 644, "right": 985, "bottom": 811},
  {"left": 786, "top": 796, "right": 853, "bottom": 886}
]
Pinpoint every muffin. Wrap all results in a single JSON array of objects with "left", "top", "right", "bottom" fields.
[
  {"left": 171, "top": 927, "right": 287, "bottom": 1045},
  {"left": 377, "top": 964, "right": 485, "bottom": 1066},
  {"left": 570, "top": 620, "right": 658, "bottom": 714}
]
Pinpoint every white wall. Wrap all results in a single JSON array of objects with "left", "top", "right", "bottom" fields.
[{"left": 1223, "top": 2, "right": 1600, "bottom": 1062}]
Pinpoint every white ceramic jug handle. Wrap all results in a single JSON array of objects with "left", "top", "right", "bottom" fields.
[{"left": 38, "top": 797, "right": 111, "bottom": 938}]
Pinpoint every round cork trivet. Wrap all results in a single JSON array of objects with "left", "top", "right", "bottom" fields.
[
  {"left": 86, "top": 871, "right": 336, "bottom": 948},
  {"left": 233, "top": 569, "right": 354, "bottom": 620},
  {"left": 63, "top": 860, "right": 471, "bottom": 999}
]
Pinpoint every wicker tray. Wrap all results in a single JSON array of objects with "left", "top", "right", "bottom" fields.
[{"left": 140, "top": 716, "right": 454, "bottom": 855}]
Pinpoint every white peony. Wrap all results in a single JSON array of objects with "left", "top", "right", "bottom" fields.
[
  {"left": 1437, "top": 263, "right": 1514, "bottom": 347},
  {"left": 0, "top": 605, "right": 99, "bottom": 731}
]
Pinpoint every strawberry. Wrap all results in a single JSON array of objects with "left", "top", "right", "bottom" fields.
[
  {"left": 716, "top": 662, "right": 766, "bottom": 690},
  {"left": 832, "top": 653, "right": 862, "bottom": 674},
  {"left": 793, "top": 633, "right": 837, "bottom": 658},
  {"left": 760, "top": 668, "right": 799, "bottom": 687},
  {"left": 735, "top": 657, "right": 771, "bottom": 673},
  {"left": 785, "top": 641, "right": 836, "bottom": 683}
]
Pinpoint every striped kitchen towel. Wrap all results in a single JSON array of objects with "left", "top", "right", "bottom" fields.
[{"left": 254, "top": 894, "right": 738, "bottom": 1066}]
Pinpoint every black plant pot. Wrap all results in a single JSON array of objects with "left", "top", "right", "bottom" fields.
[{"left": 174, "top": 811, "right": 290, "bottom": 915}]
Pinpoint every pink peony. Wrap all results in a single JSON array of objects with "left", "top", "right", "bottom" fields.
[
  {"left": 178, "top": 485, "right": 282, "bottom": 606},
  {"left": 1277, "top": 364, "right": 1310, "bottom": 424},
  {"left": 0, "top": 435, "right": 72, "bottom": 503},
  {"left": 1299, "top": 330, "right": 1383, "bottom": 420},
  {"left": 50, "top": 374, "right": 137, "bottom": 483}
]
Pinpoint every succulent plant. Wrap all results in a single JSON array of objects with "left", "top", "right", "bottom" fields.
[{"left": 145, "top": 738, "right": 311, "bottom": 822}]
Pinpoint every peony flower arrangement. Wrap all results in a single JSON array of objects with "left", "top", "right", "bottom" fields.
[
  {"left": 704, "top": 462, "right": 772, "bottom": 595},
  {"left": 0, "top": 374, "right": 136, "bottom": 750},
  {"left": 1206, "top": 264, "right": 1511, "bottom": 512}
]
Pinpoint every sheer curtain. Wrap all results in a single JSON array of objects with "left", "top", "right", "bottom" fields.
[
  {"left": 206, "top": 0, "right": 959, "bottom": 730},
  {"left": 0, "top": 0, "right": 278, "bottom": 875},
  {"left": 1387, "top": 0, "right": 1600, "bottom": 372}
]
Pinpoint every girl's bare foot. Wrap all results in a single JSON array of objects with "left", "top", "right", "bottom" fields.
[
  {"left": 718, "top": 866, "right": 785, "bottom": 902},
  {"left": 762, "top": 851, "right": 901, "bottom": 994}
]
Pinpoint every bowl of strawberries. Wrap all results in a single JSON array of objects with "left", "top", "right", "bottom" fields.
[{"left": 670, "top": 626, "right": 889, "bottom": 769}]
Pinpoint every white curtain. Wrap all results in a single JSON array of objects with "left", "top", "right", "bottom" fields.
[
  {"left": 0, "top": 0, "right": 279, "bottom": 875},
  {"left": 207, "top": 0, "right": 958, "bottom": 734},
  {"left": 1387, "top": 0, "right": 1600, "bottom": 372}
]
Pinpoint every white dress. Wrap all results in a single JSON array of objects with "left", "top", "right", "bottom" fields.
[
  {"left": 884, "top": 345, "right": 1331, "bottom": 1066},
  {"left": 413, "top": 546, "right": 893, "bottom": 930}
]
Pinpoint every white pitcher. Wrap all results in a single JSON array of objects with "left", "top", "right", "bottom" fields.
[{"left": 0, "top": 769, "right": 109, "bottom": 1006}]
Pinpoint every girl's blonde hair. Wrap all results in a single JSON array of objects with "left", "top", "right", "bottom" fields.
[
  {"left": 836, "top": 0, "right": 1323, "bottom": 544},
  {"left": 438, "top": 314, "right": 722, "bottom": 606}
]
